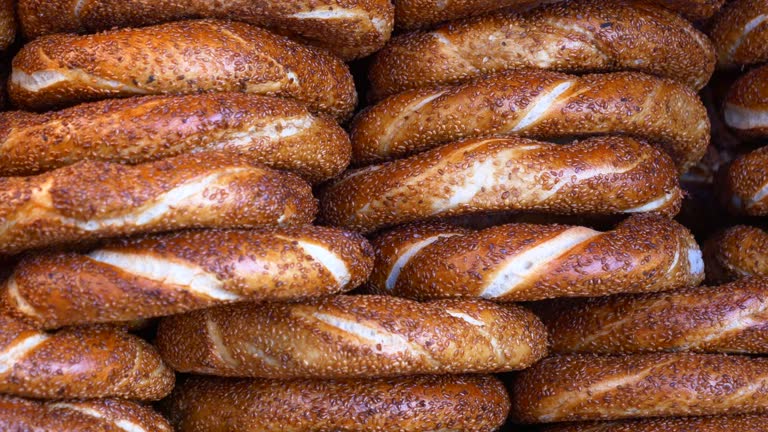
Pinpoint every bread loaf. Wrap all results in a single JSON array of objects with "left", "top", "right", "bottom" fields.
[
  {"left": 710, "top": 0, "right": 768, "bottom": 67},
  {"left": 724, "top": 64, "right": 768, "bottom": 137},
  {"left": 369, "top": 215, "right": 703, "bottom": 301},
  {"left": 0, "top": 0, "right": 14, "bottom": 51},
  {"left": 165, "top": 375, "right": 510, "bottom": 432},
  {"left": 0, "top": 226, "right": 373, "bottom": 329},
  {"left": 704, "top": 226, "right": 768, "bottom": 282},
  {"left": 0, "top": 314, "right": 174, "bottom": 400},
  {"left": 352, "top": 70, "right": 709, "bottom": 170},
  {"left": 0, "top": 152, "right": 316, "bottom": 255},
  {"left": 9, "top": 19, "right": 357, "bottom": 119},
  {"left": 541, "top": 415, "right": 768, "bottom": 432},
  {"left": 321, "top": 136, "right": 683, "bottom": 234},
  {"left": 0, "top": 396, "right": 172, "bottom": 432},
  {"left": 17, "top": 0, "right": 394, "bottom": 60},
  {"left": 512, "top": 353, "right": 768, "bottom": 422},
  {"left": 0, "top": 93, "right": 351, "bottom": 183},
  {"left": 719, "top": 146, "right": 768, "bottom": 215},
  {"left": 545, "top": 277, "right": 768, "bottom": 354},
  {"left": 371, "top": 0, "right": 714, "bottom": 100},
  {"left": 156, "top": 295, "right": 549, "bottom": 378}
]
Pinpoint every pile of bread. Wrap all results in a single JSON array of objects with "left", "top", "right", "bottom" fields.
[{"left": 0, "top": 0, "right": 764, "bottom": 431}]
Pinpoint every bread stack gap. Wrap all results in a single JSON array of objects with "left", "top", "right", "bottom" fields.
[{"left": 0, "top": 2, "right": 396, "bottom": 430}]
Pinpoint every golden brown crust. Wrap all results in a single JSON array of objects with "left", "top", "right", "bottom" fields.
[
  {"left": 512, "top": 353, "right": 768, "bottom": 423},
  {"left": 0, "top": 314, "right": 174, "bottom": 400},
  {"left": 719, "top": 146, "right": 768, "bottom": 215},
  {"left": 0, "top": 396, "right": 172, "bottom": 432},
  {"left": 370, "top": 215, "right": 703, "bottom": 301},
  {"left": 166, "top": 375, "right": 510, "bottom": 432},
  {"left": 320, "top": 136, "right": 682, "bottom": 234},
  {"left": 0, "top": 152, "right": 317, "bottom": 256},
  {"left": 371, "top": 0, "right": 714, "bottom": 100},
  {"left": 704, "top": 226, "right": 768, "bottom": 283},
  {"left": 0, "top": 93, "right": 351, "bottom": 183},
  {"left": 542, "top": 415, "right": 768, "bottom": 432},
  {"left": 0, "top": 0, "right": 15, "bottom": 51},
  {"left": 724, "top": 65, "right": 768, "bottom": 138},
  {"left": 352, "top": 70, "right": 709, "bottom": 170},
  {"left": 18, "top": 0, "right": 394, "bottom": 61},
  {"left": 0, "top": 226, "right": 374, "bottom": 329},
  {"left": 395, "top": 0, "right": 724, "bottom": 30},
  {"left": 545, "top": 277, "right": 768, "bottom": 354},
  {"left": 710, "top": 0, "right": 768, "bottom": 67},
  {"left": 9, "top": 19, "right": 357, "bottom": 119},
  {"left": 156, "top": 295, "right": 549, "bottom": 378}
]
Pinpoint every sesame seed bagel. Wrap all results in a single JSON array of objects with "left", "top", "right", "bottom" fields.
[
  {"left": 710, "top": 0, "right": 768, "bottom": 67},
  {"left": 719, "top": 146, "right": 768, "bottom": 216},
  {"left": 156, "top": 295, "right": 548, "bottom": 379},
  {"left": 320, "top": 136, "right": 682, "bottom": 234},
  {"left": 352, "top": 70, "right": 709, "bottom": 171},
  {"left": 371, "top": 0, "right": 714, "bottom": 101},
  {"left": 705, "top": 226, "right": 768, "bottom": 283},
  {"left": 724, "top": 64, "right": 768, "bottom": 138},
  {"left": 165, "top": 375, "right": 510, "bottom": 432}
]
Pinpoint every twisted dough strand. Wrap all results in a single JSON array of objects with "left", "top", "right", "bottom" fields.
[
  {"left": 371, "top": 0, "right": 714, "bottom": 100},
  {"left": 0, "top": 226, "right": 374, "bottom": 329},
  {"left": 545, "top": 277, "right": 768, "bottom": 354},
  {"left": 156, "top": 295, "right": 549, "bottom": 379},
  {"left": 321, "top": 136, "right": 682, "bottom": 234},
  {"left": 512, "top": 353, "right": 768, "bottom": 423},
  {"left": 0, "top": 314, "right": 174, "bottom": 400},
  {"left": 0, "top": 152, "right": 316, "bottom": 255},
  {"left": 370, "top": 215, "right": 703, "bottom": 301},
  {"left": 352, "top": 70, "right": 709, "bottom": 170}
]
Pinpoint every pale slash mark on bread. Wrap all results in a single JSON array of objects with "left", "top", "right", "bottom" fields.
[
  {"left": 0, "top": 333, "right": 49, "bottom": 374},
  {"left": 385, "top": 233, "right": 463, "bottom": 291},
  {"left": 5, "top": 278, "right": 42, "bottom": 319},
  {"left": 51, "top": 403, "right": 148, "bottom": 432},
  {"left": 728, "top": 14, "right": 768, "bottom": 62},
  {"left": 725, "top": 104, "right": 768, "bottom": 130},
  {"left": 288, "top": 9, "right": 389, "bottom": 35},
  {"left": 274, "top": 235, "right": 351, "bottom": 286},
  {"left": 380, "top": 90, "right": 448, "bottom": 154},
  {"left": 206, "top": 318, "right": 239, "bottom": 369},
  {"left": 12, "top": 69, "right": 149, "bottom": 94}
]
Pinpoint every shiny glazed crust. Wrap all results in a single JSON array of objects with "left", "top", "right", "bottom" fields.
[
  {"left": 9, "top": 19, "right": 357, "bottom": 119},
  {"left": 512, "top": 353, "right": 768, "bottom": 423},
  {"left": 0, "top": 315, "right": 174, "bottom": 400},
  {"left": 165, "top": 375, "right": 510, "bottom": 432},
  {"left": 704, "top": 226, "right": 768, "bottom": 283},
  {"left": 371, "top": 0, "right": 714, "bottom": 100},
  {"left": 156, "top": 295, "right": 549, "bottom": 378},
  {"left": 545, "top": 277, "right": 768, "bottom": 354},
  {"left": 320, "top": 136, "right": 682, "bottom": 234},
  {"left": 0, "top": 93, "right": 351, "bottom": 183},
  {"left": 0, "top": 396, "right": 172, "bottom": 432},
  {"left": 541, "top": 415, "right": 768, "bottom": 432},
  {"left": 724, "top": 65, "right": 768, "bottom": 138},
  {"left": 17, "top": 0, "right": 394, "bottom": 60},
  {"left": 0, "top": 152, "right": 317, "bottom": 255},
  {"left": 720, "top": 146, "right": 768, "bottom": 215},
  {"left": 369, "top": 215, "right": 704, "bottom": 301},
  {"left": 710, "top": 0, "right": 768, "bottom": 67},
  {"left": 352, "top": 70, "right": 709, "bottom": 170},
  {"left": 0, "top": 226, "right": 373, "bottom": 328}
]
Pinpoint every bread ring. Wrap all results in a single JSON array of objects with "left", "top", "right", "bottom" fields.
[
  {"left": 541, "top": 415, "right": 768, "bottom": 432},
  {"left": 0, "top": 93, "right": 351, "bottom": 183},
  {"left": 545, "top": 277, "right": 768, "bottom": 354},
  {"left": 320, "top": 136, "right": 683, "bottom": 234},
  {"left": 0, "top": 314, "right": 174, "bottom": 400},
  {"left": 724, "top": 65, "right": 768, "bottom": 138},
  {"left": 704, "top": 226, "right": 768, "bottom": 283},
  {"left": 352, "top": 70, "right": 709, "bottom": 170},
  {"left": 0, "top": 0, "right": 14, "bottom": 51},
  {"left": 0, "top": 226, "right": 373, "bottom": 329},
  {"left": 0, "top": 152, "right": 316, "bottom": 256},
  {"left": 165, "top": 375, "right": 510, "bottom": 432},
  {"left": 371, "top": 0, "right": 715, "bottom": 101},
  {"left": 369, "top": 215, "right": 703, "bottom": 302},
  {"left": 9, "top": 19, "right": 357, "bottom": 119},
  {"left": 156, "top": 295, "right": 548, "bottom": 379},
  {"left": 512, "top": 353, "right": 768, "bottom": 423},
  {"left": 17, "top": 0, "right": 394, "bottom": 61},
  {"left": 719, "top": 146, "right": 768, "bottom": 215},
  {"left": 395, "top": 0, "right": 725, "bottom": 30},
  {"left": 0, "top": 396, "right": 172, "bottom": 432},
  {"left": 710, "top": 0, "right": 768, "bottom": 67}
]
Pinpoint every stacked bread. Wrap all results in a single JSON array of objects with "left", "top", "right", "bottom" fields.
[{"left": 0, "top": 2, "right": 393, "bottom": 430}]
